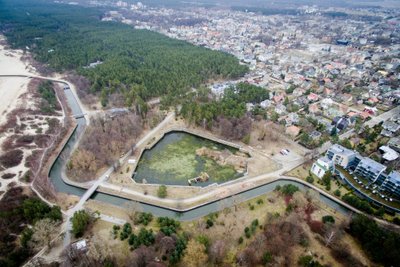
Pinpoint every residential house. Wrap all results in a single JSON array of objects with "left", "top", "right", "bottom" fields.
[
  {"left": 349, "top": 137, "right": 361, "bottom": 147},
  {"left": 388, "top": 137, "right": 400, "bottom": 153},
  {"left": 332, "top": 116, "right": 354, "bottom": 131},
  {"left": 307, "top": 93, "right": 319, "bottom": 102},
  {"left": 310, "top": 130, "right": 322, "bottom": 140},
  {"left": 363, "top": 106, "right": 378, "bottom": 115},
  {"left": 366, "top": 97, "right": 379, "bottom": 106},
  {"left": 260, "top": 99, "right": 272, "bottom": 109},
  {"left": 273, "top": 94, "right": 285, "bottom": 104},
  {"left": 360, "top": 111, "right": 371, "bottom": 120},
  {"left": 379, "top": 146, "right": 399, "bottom": 161},
  {"left": 275, "top": 103, "right": 287, "bottom": 115},
  {"left": 246, "top": 103, "right": 255, "bottom": 112},
  {"left": 324, "top": 88, "right": 334, "bottom": 97},
  {"left": 381, "top": 121, "right": 400, "bottom": 137},
  {"left": 286, "top": 125, "right": 301, "bottom": 139},
  {"left": 285, "top": 113, "right": 299, "bottom": 125},
  {"left": 293, "top": 88, "right": 305, "bottom": 97},
  {"left": 321, "top": 98, "right": 334, "bottom": 110},
  {"left": 309, "top": 103, "right": 320, "bottom": 114}
]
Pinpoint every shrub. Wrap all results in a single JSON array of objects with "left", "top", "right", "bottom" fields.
[
  {"left": 134, "top": 212, "right": 153, "bottom": 226},
  {"left": 374, "top": 206, "right": 385, "bottom": 217},
  {"left": 298, "top": 255, "right": 323, "bottom": 267},
  {"left": 71, "top": 210, "right": 91, "bottom": 238},
  {"left": 326, "top": 184, "right": 331, "bottom": 191},
  {"left": 280, "top": 184, "right": 299, "bottom": 196},
  {"left": 206, "top": 219, "right": 214, "bottom": 229},
  {"left": 196, "top": 234, "right": 210, "bottom": 249},
  {"left": 308, "top": 220, "right": 324, "bottom": 235},
  {"left": 306, "top": 176, "right": 314, "bottom": 184},
  {"left": 120, "top": 223, "right": 132, "bottom": 240},
  {"left": 20, "top": 228, "right": 34, "bottom": 248},
  {"left": 245, "top": 231, "right": 251, "bottom": 238},
  {"left": 238, "top": 236, "right": 244, "bottom": 244},
  {"left": 256, "top": 198, "right": 264, "bottom": 205},
  {"left": 262, "top": 251, "right": 273, "bottom": 264},
  {"left": 322, "top": 215, "right": 335, "bottom": 224},
  {"left": 157, "top": 185, "right": 167, "bottom": 198},
  {"left": 22, "top": 198, "right": 62, "bottom": 223},
  {"left": 334, "top": 189, "right": 341, "bottom": 197},
  {"left": 286, "top": 203, "right": 294, "bottom": 213},
  {"left": 342, "top": 194, "right": 374, "bottom": 214},
  {"left": 2, "top": 173, "right": 16, "bottom": 179},
  {"left": 157, "top": 217, "right": 180, "bottom": 236},
  {"left": 0, "top": 149, "right": 23, "bottom": 168}
]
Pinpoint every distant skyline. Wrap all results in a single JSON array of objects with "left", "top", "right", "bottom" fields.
[{"left": 136, "top": 0, "right": 400, "bottom": 8}]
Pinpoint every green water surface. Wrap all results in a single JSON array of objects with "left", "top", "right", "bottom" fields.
[{"left": 133, "top": 132, "right": 243, "bottom": 186}]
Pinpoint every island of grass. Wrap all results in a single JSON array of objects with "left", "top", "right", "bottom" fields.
[{"left": 133, "top": 132, "right": 249, "bottom": 186}]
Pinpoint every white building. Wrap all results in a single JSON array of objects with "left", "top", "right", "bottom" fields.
[
  {"left": 326, "top": 144, "right": 357, "bottom": 169},
  {"left": 311, "top": 156, "right": 334, "bottom": 178}
]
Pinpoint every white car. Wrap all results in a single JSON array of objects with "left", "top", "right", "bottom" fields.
[{"left": 280, "top": 149, "right": 288, "bottom": 155}]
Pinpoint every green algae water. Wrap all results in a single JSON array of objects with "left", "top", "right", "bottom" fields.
[{"left": 133, "top": 132, "right": 244, "bottom": 186}]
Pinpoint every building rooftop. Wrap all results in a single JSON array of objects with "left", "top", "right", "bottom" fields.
[
  {"left": 379, "top": 146, "right": 399, "bottom": 161},
  {"left": 328, "top": 144, "right": 355, "bottom": 157},
  {"left": 356, "top": 157, "right": 386, "bottom": 174},
  {"left": 386, "top": 171, "right": 400, "bottom": 186}
]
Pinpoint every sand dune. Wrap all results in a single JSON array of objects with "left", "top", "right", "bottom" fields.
[{"left": 0, "top": 35, "right": 38, "bottom": 125}]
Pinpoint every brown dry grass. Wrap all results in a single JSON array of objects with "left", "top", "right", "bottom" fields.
[{"left": 86, "top": 188, "right": 371, "bottom": 266}]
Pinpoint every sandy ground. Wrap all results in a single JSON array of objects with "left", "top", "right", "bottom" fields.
[
  {"left": 0, "top": 38, "right": 64, "bottom": 194},
  {"left": 0, "top": 36, "right": 35, "bottom": 75},
  {"left": 0, "top": 37, "right": 37, "bottom": 125}
]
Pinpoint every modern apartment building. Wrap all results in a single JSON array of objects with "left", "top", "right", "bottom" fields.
[
  {"left": 326, "top": 144, "right": 357, "bottom": 169},
  {"left": 381, "top": 171, "right": 400, "bottom": 198},
  {"left": 354, "top": 157, "right": 387, "bottom": 183}
]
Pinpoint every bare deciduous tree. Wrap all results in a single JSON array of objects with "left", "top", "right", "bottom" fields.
[
  {"left": 29, "top": 218, "right": 60, "bottom": 250},
  {"left": 182, "top": 239, "right": 208, "bottom": 267},
  {"left": 323, "top": 223, "right": 343, "bottom": 247},
  {"left": 209, "top": 240, "right": 226, "bottom": 264},
  {"left": 124, "top": 200, "right": 143, "bottom": 223}
]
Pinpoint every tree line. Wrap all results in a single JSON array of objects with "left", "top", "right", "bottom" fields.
[
  {"left": 179, "top": 82, "right": 269, "bottom": 141},
  {"left": 0, "top": 0, "right": 248, "bottom": 108}
]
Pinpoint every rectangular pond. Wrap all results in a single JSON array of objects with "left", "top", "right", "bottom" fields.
[{"left": 133, "top": 131, "right": 246, "bottom": 186}]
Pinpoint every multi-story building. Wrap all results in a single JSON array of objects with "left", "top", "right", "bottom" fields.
[
  {"left": 381, "top": 171, "right": 400, "bottom": 198},
  {"left": 354, "top": 157, "right": 387, "bottom": 183},
  {"left": 326, "top": 144, "right": 357, "bottom": 169},
  {"left": 311, "top": 156, "right": 334, "bottom": 178}
]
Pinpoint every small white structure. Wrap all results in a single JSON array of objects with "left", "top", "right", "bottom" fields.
[
  {"left": 311, "top": 156, "right": 333, "bottom": 178},
  {"left": 128, "top": 159, "right": 136, "bottom": 164},
  {"left": 379, "top": 146, "right": 399, "bottom": 161}
]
